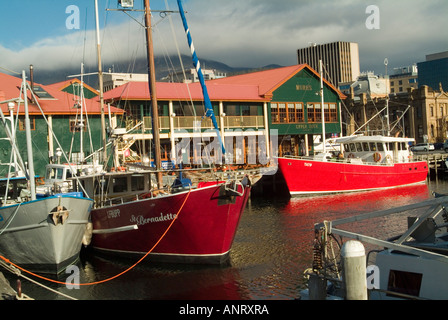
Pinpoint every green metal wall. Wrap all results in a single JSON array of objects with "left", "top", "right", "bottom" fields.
[{"left": 0, "top": 115, "right": 106, "bottom": 177}]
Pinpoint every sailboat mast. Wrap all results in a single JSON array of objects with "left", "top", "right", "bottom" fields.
[
  {"left": 95, "top": 0, "right": 108, "bottom": 165},
  {"left": 144, "top": 0, "right": 163, "bottom": 188},
  {"left": 23, "top": 71, "right": 36, "bottom": 200},
  {"left": 319, "top": 60, "right": 326, "bottom": 154}
]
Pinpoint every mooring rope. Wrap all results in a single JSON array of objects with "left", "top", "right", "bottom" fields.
[{"left": 0, "top": 188, "right": 191, "bottom": 289}]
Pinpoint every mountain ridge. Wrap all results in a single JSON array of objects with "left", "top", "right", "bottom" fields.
[{"left": 31, "top": 55, "right": 284, "bottom": 89}]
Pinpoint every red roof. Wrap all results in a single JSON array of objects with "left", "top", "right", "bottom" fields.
[
  {"left": 103, "top": 64, "right": 345, "bottom": 102},
  {"left": 0, "top": 72, "right": 123, "bottom": 115},
  {"left": 209, "top": 64, "right": 346, "bottom": 99},
  {"left": 103, "top": 81, "right": 265, "bottom": 102}
]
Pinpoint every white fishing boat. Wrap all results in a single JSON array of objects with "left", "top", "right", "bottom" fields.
[
  {"left": 0, "top": 72, "right": 93, "bottom": 274},
  {"left": 302, "top": 193, "right": 448, "bottom": 300}
]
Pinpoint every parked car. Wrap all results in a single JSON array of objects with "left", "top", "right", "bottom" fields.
[
  {"left": 444, "top": 140, "right": 448, "bottom": 153},
  {"left": 410, "top": 143, "right": 435, "bottom": 152},
  {"left": 434, "top": 142, "right": 444, "bottom": 150}
]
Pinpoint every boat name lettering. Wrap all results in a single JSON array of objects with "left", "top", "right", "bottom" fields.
[
  {"left": 130, "top": 213, "right": 177, "bottom": 225},
  {"left": 304, "top": 162, "right": 313, "bottom": 167},
  {"left": 107, "top": 209, "right": 120, "bottom": 219}
]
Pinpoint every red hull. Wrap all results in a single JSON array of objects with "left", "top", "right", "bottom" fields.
[
  {"left": 90, "top": 182, "right": 251, "bottom": 264},
  {"left": 278, "top": 157, "right": 428, "bottom": 195}
]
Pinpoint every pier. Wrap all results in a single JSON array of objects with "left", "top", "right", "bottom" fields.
[{"left": 413, "top": 153, "right": 448, "bottom": 176}]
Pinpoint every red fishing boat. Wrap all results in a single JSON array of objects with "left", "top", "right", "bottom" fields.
[{"left": 278, "top": 135, "right": 428, "bottom": 195}]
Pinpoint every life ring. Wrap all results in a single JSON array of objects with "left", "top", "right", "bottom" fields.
[{"left": 373, "top": 152, "right": 382, "bottom": 162}]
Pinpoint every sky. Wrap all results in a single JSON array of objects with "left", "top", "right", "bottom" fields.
[{"left": 0, "top": 0, "right": 447, "bottom": 78}]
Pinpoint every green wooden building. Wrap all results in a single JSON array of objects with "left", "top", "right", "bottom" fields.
[{"left": 0, "top": 73, "right": 124, "bottom": 177}]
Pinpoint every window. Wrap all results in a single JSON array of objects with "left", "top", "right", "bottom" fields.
[
  {"left": 288, "top": 103, "right": 296, "bottom": 123},
  {"left": 70, "top": 117, "right": 87, "bottom": 132},
  {"left": 18, "top": 117, "right": 35, "bottom": 131},
  {"left": 278, "top": 103, "right": 287, "bottom": 123},
  {"left": 307, "top": 104, "right": 315, "bottom": 122},
  {"left": 112, "top": 177, "right": 128, "bottom": 193},
  {"left": 387, "top": 269, "right": 422, "bottom": 298},
  {"left": 362, "top": 142, "right": 369, "bottom": 151},
  {"left": 296, "top": 103, "right": 304, "bottom": 122},
  {"left": 271, "top": 102, "right": 304, "bottom": 123},
  {"left": 329, "top": 103, "right": 337, "bottom": 122},
  {"left": 307, "top": 103, "right": 337, "bottom": 123},
  {"left": 131, "top": 175, "right": 145, "bottom": 191},
  {"left": 271, "top": 103, "right": 279, "bottom": 123}
]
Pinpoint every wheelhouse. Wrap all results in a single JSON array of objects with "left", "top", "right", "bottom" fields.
[{"left": 336, "top": 135, "right": 415, "bottom": 164}]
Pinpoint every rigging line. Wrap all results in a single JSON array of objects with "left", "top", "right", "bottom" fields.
[
  {"left": 164, "top": 0, "right": 196, "bottom": 117},
  {"left": 0, "top": 204, "right": 22, "bottom": 236},
  {"left": 0, "top": 66, "right": 20, "bottom": 75},
  {"left": 0, "top": 188, "right": 192, "bottom": 287},
  {"left": 153, "top": 18, "right": 196, "bottom": 118}
]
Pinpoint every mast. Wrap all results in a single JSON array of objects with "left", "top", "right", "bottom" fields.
[
  {"left": 319, "top": 60, "right": 326, "bottom": 154},
  {"left": 94, "top": 0, "right": 108, "bottom": 165},
  {"left": 79, "top": 63, "right": 85, "bottom": 163},
  {"left": 23, "top": 71, "right": 36, "bottom": 200},
  {"left": 144, "top": 0, "right": 163, "bottom": 188},
  {"left": 176, "top": 0, "right": 225, "bottom": 155}
]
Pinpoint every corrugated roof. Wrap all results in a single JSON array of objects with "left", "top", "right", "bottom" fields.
[
  {"left": 102, "top": 64, "right": 345, "bottom": 102},
  {"left": 103, "top": 81, "right": 267, "bottom": 102}
]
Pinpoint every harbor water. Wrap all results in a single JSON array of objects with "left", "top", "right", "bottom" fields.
[{"left": 3, "top": 177, "right": 448, "bottom": 301}]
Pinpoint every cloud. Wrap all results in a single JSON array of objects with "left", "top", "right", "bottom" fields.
[{"left": 0, "top": 0, "right": 446, "bottom": 76}]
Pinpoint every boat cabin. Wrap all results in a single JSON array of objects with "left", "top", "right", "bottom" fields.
[
  {"left": 0, "top": 177, "right": 31, "bottom": 204},
  {"left": 335, "top": 135, "right": 414, "bottom": 164}
]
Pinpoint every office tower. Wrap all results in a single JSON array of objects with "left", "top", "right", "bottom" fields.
[{"left": 297, "top": 41, "right": 360, "bottom": 88}]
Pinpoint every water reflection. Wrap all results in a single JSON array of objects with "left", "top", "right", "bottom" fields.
[{"left": 6, "top": 180, "right": 445, "bottom": 300}]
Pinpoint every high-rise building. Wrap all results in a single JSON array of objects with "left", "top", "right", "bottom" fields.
[
  {"left": 418, "top": 51, "right": 448, "bottom": 91},
  {"left": 297, "top": 41, "right": 360, "bottom": 88}
]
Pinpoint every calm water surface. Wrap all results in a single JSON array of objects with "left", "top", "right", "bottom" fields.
[{"left": 7, "top": 178, "right": 448, "bottom": 301}]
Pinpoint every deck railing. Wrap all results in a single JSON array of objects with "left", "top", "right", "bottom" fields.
[{"left": 132, "top": 116, "right": 265, "bottom": 131}]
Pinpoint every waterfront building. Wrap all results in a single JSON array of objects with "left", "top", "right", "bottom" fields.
[
  {"left": 103, "top": 64, "right": 345, "bottom": 162},
  {"left": 0, "top": 71, "right": 124, "bottom": 177},
  {"left": 389, "top": 64, "right": 418, "bottom": 95},
  {"left": 165, "top": 68, "right": 227, "bottom": 83},
  {"left": 418, "top": 51, "right": 448, "bottom": 92},
  {"left": 103, "top": 72, "right": 148, "bottom": 92},
  {"left": 297, "top": 41, "right": 360, "bottom": 88},
  {"left": 344, "top": 83, "right": 448, "bottom": 144}
]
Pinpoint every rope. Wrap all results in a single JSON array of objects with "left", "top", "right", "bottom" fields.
[
  {"left": 0, "top": 203, "right": 21, "bottom": 236},
  {"left": 0, "top": 188, "right": 191, "bottom": 287}
]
